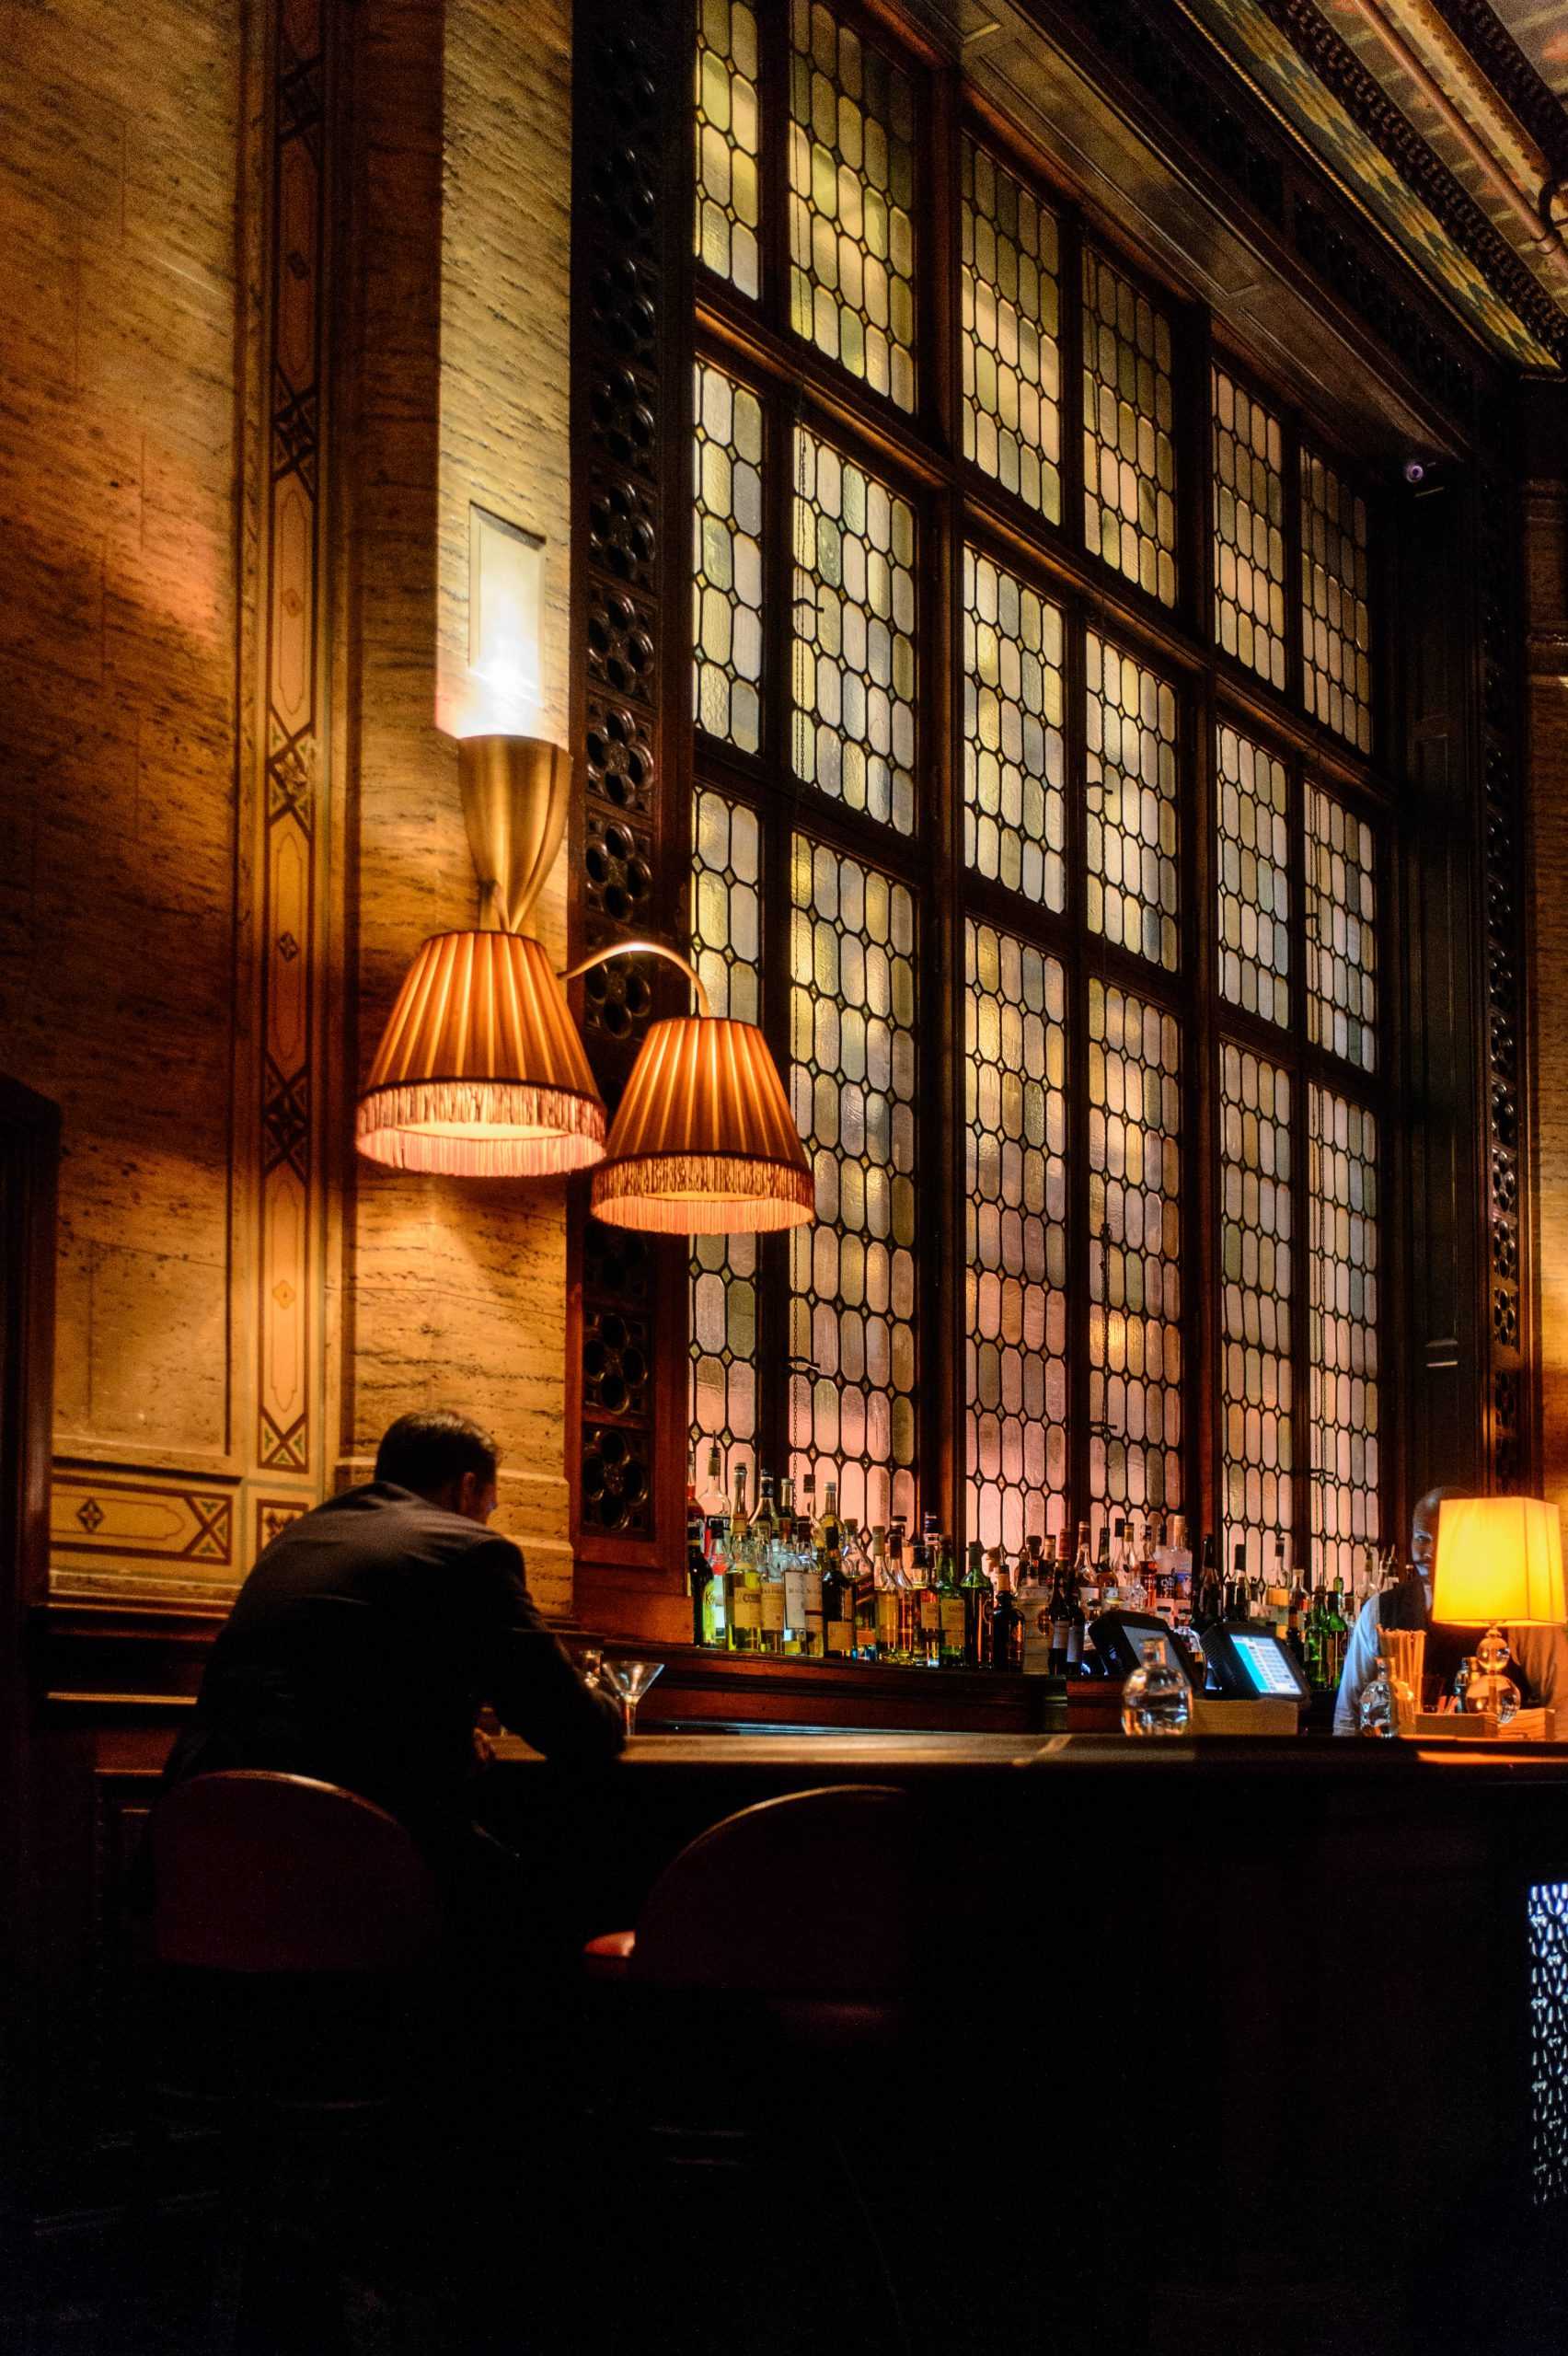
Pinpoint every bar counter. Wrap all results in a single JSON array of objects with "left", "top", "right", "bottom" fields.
[{"left": 488, "top": 1727, "right": 1568, "bottom": 2352}]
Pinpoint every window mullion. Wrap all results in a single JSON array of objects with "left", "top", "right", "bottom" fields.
[{"left": 1286, "top": 748, "right": 1314, "bottom": 1587}]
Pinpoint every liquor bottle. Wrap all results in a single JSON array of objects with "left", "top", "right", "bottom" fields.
[
  {"left": 1267, "top": 1533, "right": 1291, "bottom": 1643},
  {"left": 1019, "top": 1541, "right": 1054, "bottom": 1676},
  {"left": 753, "top": 1473, "right": 784, "bottom": 1656},
  {"left": 1046, "top": 1544, "right": 1075, "bottom": 1675},
  {"left": 1224, "top": 1538, "right": 1246, "bottom": 1621},
  {"left": 872, "top": 1526, "right": 901, "bottom": 1660},
  {"left": 791, "top": 1514, "right": 824, "bottom": 1657},
  {"left": 1123, "top": 1518, "right": 1148, "bottom": 1611},
  {"left": 961, "top": 1540, "right": 991, "bottom": 1668},
  {"left": 917, "top": 1513, "right": 943, "bottom": 1667},
  {"left": 1194, "top": 1533, "right": 1222, "bottom": 1630},
  {"left": 1287, "top": 1556, "right": 1310, "bottom": 1664},
  {"left": 726, "top": 1500, "right": 763, "bottom": 1654},
  {"left": 1326, "top": 1573, "right": 1348, "bottom": 1686},
  {"left": 1168, "top": 1513, "right": 1193, "bottom": 1627},
  {"left": 848, "top": 1519, "right": 879, "bottom": 1657},
  {"left": 936, "top": 1533, "right": 966, "bottom": 1667},
  {"left": 990, "top": 1550, "right": 1024, "bottom": 1671},
  {"left": 890, "top": 1521, "right": 917, "bottom": 1663},
  {"left": 821, "top": 1497, "right": 857, "bottom": 1660},
  {"left": 1072, "top": 1522, "right": 1099, "bottom": 1626}
]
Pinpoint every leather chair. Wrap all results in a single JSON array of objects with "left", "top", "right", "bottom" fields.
[
  {"left": 582, "top": 1784, "right": 917, "bottom": 2355},
  {"left": 141, "top": 1771, "right": 448, "bottom": 2353}
]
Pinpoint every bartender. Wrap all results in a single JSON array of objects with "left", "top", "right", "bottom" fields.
[{"left": 1334, "top": 1486, "right": 1568, "bottom": 1732}]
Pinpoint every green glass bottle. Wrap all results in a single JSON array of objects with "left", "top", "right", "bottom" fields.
[
  {"left": 819, "top": 1484, "right": 857, "bottom": 1660},
  {"left": 936, "top": 1532, "right": 965, "bottom": 1667},
  {"left": 961, "top": 1539, "right": 991, "bottom": 1668}
]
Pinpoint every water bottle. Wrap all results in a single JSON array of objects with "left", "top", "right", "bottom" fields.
[
  {"left": 1357, "top": 1653, "right": 1396, "bottom": 1738},
  {"left": 1121, "top": 1640, "right": 1191, "bottom": 1736}
]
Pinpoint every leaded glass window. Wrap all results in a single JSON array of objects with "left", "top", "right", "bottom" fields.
[
  {"left": 1212, "top": 365, "right": 1286, "bottom": 690},
  {"left": 1309, "top": 1086, "right": 1379, "bottom": 1582},
  {"left": 1216, "top": 722, "right": 1289, "bottom": 1027},
  {"left": 1220, "top": 1044, "right": 1293, "bottom": 1576},
  {"left": 966, "top": 919, "right": 1069, "bottom": 1552},
  {"left": 693, "top": 359, "right": 764, "bottom": 752},
  {"left": 1301, "top": 447, "right": 1372, "bottom": 754},
  {"left": 683, "top": 0, "right": 1391, "bottom": 1575},
  {"left": 963, "top": 547, "right": 1066, "bottom": 910},
  {"left": 962, "top": 138, "right": 1062, "bottom": 522},
  {"left": 792, "top": 425, "right": 917, "bottom": 835},
  {"left": 1081, "top": 246, "right": 1177, "bottom": 606},
  {"left": 789, "top": 836, "right": 918, "bottom": 1529},
  {"left": 695, "top": 0, "right": 761, "bottom": 298},
  {"left": 1305, "top": 780, "right": 1377, "bottom": 1073},
  {"left": 788, "top": 0, "right": 917, "bottom": 413}
]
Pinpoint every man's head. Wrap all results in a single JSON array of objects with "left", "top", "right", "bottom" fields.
[
  {"left": 1412, "top": 1485, "right": 1467, "bottom": 1602},
  {"left": 375, "top": 1411, "right": 500, "bottom": 1525}
]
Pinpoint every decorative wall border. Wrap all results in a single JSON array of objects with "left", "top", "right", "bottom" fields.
[
  {"left": 1477, "top": 460, "right": 1531, "bottom": 1488},
  {"left": 568, "top": 0, "right": 693, "bottom": 1579},
  {"left": 249, "top": 0, "right": 334, "bottom": 1496}
]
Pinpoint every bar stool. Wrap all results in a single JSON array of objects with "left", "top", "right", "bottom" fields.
[
  {"left": 583, "top": 1784, "right": 917, "bottom": 2355},
  {"left": 141, "top": 1770, "right": 448, "bottom": 2354}
]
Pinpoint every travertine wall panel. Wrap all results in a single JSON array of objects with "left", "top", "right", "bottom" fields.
[
  {"left": 0, "top": 0, "right": 242, "bottom": 1531},
  {"left": 342, "top": 0, "right": 576, "bottom": 1617}
]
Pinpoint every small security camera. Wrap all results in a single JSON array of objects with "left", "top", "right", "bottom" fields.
[{"left": 1402, "top": 458, "right": 1426, "bottom": 485}]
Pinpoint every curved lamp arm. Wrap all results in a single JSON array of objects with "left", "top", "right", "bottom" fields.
[{"left": 557, "top": 938, "right": 713, "bottom": 1020}]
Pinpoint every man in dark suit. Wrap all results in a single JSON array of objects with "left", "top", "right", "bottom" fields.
[{"left": 164, "top": 1407, "right": 623, "bottom": 1846}]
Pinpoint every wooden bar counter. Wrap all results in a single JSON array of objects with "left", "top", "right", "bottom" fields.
[{"left": 486, "top": 1727, "right": 1568, "bottom": 2353}]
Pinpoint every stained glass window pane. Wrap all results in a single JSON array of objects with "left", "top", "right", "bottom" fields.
[
  {"left": 693, "top": 360, "right": 764, "bottom": 754},
  {"left": 1301, "top": 447, "right": 1372, "bottom": 753},
  {"left": 963, "top": 547, "right": 1066, "bottom": 911},
  {"left": 689, "top": 790, "right": 762, "bottom": 1495},
  {"left": 1086, "top": 631, "right": 1180, "bottom": 971},
  {"left": 1216, "top": 722, "right": 1289, "bottom": 1027},
  {"left": 1305, "top": 780, "right": 1377, "bottom": 1073},
  {"left": 1212, "top": 365, "right": 1286, "bottom": 690},
  {"left": 789, "top": 834, "right": 918, "bottom": 1530},
  {"left": 1220, "top": 1043, "right": 1293, "bottom": 1579},
  {"left": 1081, "top": 246, "right": 1177, "bottom": 606},
  {"left": 791, "top": 424, "right": 917, "bottom": 835},
  {"left": 1309, "top": 1084, "right": 1379, "bottom": 1584},
  {"left": 1089, "top": 978, "right": 1182, "bottom": 1519},
  {"left": 695, "top": 0, "right": 761, "bottom": 298},
  {"left": 962, "top": 137, "right": 1061, "bottom": 523},
  {"left": 966, "top": 920, "right": 1068, "bottom": 1553},
  {"left": 789, "top": 0, "right": 917, "bottom": 413}
]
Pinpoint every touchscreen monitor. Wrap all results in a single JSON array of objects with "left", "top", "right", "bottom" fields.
[{"left": 1230, "top": 1632, "right": 1307, "bottom": 1699}]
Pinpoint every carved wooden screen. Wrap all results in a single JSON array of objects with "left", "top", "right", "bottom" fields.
[{"left": 662, "top": 0, "right": 1410, "bottom": 1586}]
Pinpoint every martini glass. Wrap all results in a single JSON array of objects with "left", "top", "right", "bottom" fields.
[{"left": 599, "top": 1657, "right": 664, "bottom": 1737}]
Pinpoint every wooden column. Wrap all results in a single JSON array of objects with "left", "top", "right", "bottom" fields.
[{"left": 1523, "top": 384, "right": 1568, "bottom": 1508}]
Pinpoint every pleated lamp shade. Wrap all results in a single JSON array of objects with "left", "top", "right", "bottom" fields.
[
  {"left": 356, "top": 930, "right": 606, "bottom": 1177},
  {"left": 589, "top": 1015, "right": 814, "bottom": 1233}
]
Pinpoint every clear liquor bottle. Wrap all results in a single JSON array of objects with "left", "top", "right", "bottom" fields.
[
  {"left": 871, "top": 1526, "right": 901, "bottom": 1661},
  {"left": 726, "top": 1464, "right": 761, "bottom": 1653},
  {"left": 916, "top": 1513, "right": 942, "bottom": 1667},
  {"left": 753, "top": 1473, "right": 784, "bottom": 1656},
  {"left": 1020, "top": 1539, "right": 1054, "bottom": 1675}
]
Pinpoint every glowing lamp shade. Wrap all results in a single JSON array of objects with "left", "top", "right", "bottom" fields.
[
  {"left": 589, "top": 1016, "right": 813, "bottom": 1234},
  {"left": 356, "top": 930, "right": 605, "bottom": 1177},
  {"left": 1432, "top": 1496, "right": 1567, "bottom": 1628}
]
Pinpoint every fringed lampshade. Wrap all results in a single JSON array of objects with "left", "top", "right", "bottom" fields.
[
  {"left": 589, "top": 1014, "right": 813, "bottom": 1233},
  {"left": 356, "top": 929, "right": 605, "bottom": 1177}
]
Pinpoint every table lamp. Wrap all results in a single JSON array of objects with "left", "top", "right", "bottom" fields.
[{"left": 1432, "top": 1496, "right": 1567, "bottom": 1721}]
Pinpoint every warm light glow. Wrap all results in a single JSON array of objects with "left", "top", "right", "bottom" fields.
[
  {"left": 590, "top": 1015, "right": 814, "bottom": 1234},
  {"left": 356, "top": 930, "right": 605, "bottom": 1178},
  {"left": 1433, "top": 1496, "right": 1568, "bottom": 1628}
]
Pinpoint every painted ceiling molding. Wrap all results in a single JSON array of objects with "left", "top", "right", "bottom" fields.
[
  {"left": 1427, "top": 0, "right": 1568, "bottom": 170},
  {"left": 1177, "top": 0, "right": 1567, "bottom": 367}
]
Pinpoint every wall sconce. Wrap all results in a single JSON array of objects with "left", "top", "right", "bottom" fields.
[{"left": 355, "top": 734, "right": 812, "bottom": 1234}]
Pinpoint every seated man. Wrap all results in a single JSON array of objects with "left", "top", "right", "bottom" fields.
[
  {"left": 163, "top": 1407, "right": 622, "bottom": 1841},
  {"left": 1334, "top": 1486, "right": 1568, "bottom": 1732}
]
